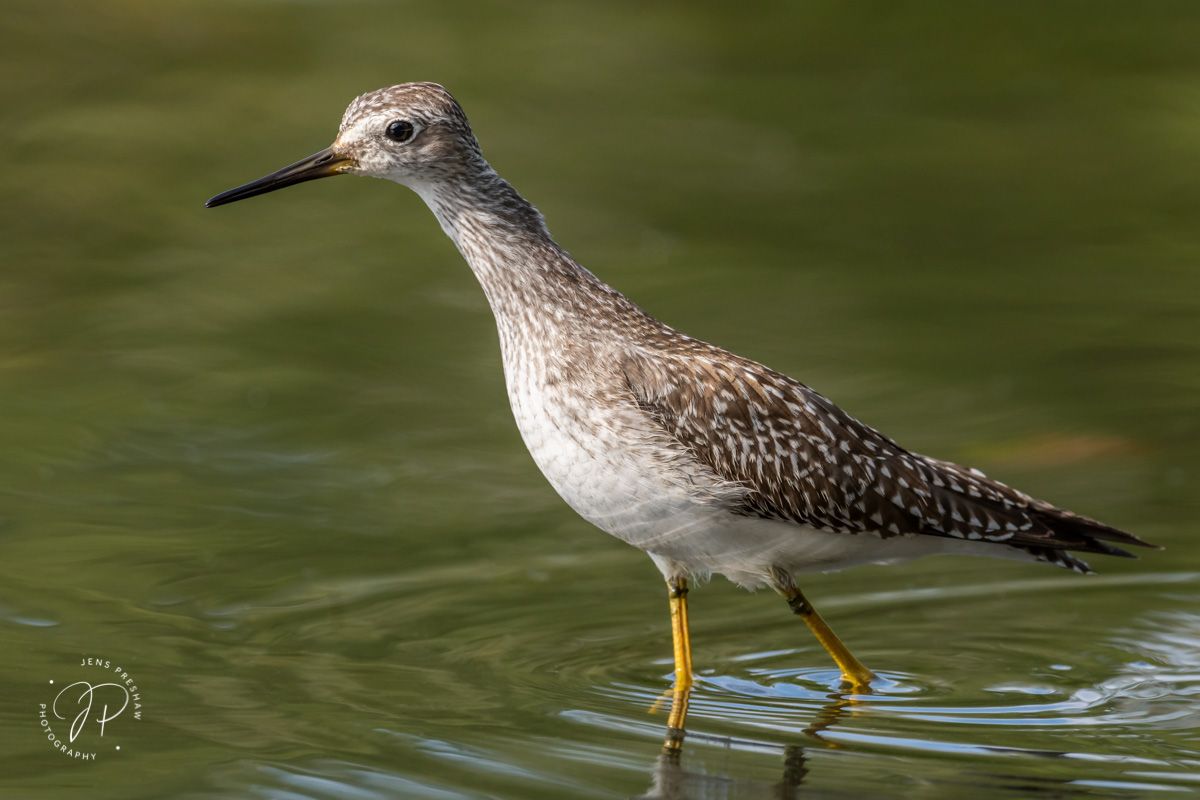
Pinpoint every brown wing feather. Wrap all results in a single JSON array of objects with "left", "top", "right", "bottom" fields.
[{"left": 622, "top": 344, "right": 1154, "bottom": 571}]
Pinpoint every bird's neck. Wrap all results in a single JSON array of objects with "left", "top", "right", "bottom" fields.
[{"left": 408, "top": 165, "right": 615, "bottom": 324}]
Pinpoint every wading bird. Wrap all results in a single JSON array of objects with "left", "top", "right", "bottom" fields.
[{"left": 207, "top": 83, "right": 1153, "bottom": 732}]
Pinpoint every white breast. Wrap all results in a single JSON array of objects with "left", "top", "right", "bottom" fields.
[
  {"left": 504, "top": 353, "right": 702, "bottom": 543},
  {"left": 493, "top": 318, "right": 1034, "bottom": 588}
]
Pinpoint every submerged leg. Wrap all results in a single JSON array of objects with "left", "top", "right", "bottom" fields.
[
  {"left": 668, "top": 577, "right": 694, "bottom": 691},
  {"left": 772, "top": 572, "right": 874, "bottom": 691},
  {"left": 666, "top": 576, "right": 693, "bottom": 732}
]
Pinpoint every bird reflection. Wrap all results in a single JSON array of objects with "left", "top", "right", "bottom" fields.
[{"left": 638, "top": 687, "right": 854, "bottom": 799}]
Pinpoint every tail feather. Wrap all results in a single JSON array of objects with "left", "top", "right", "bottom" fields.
[{"left": 1024, "top": 504, "right": 1157, "bottom": 570}]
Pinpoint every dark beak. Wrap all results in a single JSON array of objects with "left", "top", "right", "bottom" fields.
[{"left": 205, "top": 146, "right": 354, "bottom": 208}]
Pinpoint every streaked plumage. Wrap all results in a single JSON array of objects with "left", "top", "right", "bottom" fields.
[
  {"left": 207, "top": 82, "right": 1155, "bottom": 696},
  {"left": 623, "top": 344, "right": 1142, "bottom": 574}
]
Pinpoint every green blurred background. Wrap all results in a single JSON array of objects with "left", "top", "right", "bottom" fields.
[{"left": 1, "top": 2, "right": 1198, "bottom": 798}]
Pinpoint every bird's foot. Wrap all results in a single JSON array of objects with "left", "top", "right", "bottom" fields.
[
  {"left": 838, "top": 671, "right": 875, "bottom": 694},
  {"left": 649, "top": 683, "right": 692, "bottom": 734}
]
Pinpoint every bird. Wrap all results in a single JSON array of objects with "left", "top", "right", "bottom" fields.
[{"left": 207, "top": 82, "right": 1155, "bottom": 724}]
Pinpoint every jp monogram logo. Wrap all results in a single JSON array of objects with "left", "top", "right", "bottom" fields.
[{"left": 37, "top": 658, "right": 144, "bottom": 761}]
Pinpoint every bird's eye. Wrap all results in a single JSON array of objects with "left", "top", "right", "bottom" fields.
[{"left": 385, "top": 120, "right": 415, "bottom": 143}]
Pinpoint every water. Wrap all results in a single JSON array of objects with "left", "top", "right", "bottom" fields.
[{"left": 3, "top": 2, "right": 1199, "bottom": 797}]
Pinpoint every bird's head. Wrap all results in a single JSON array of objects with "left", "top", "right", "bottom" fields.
[{"left": 206, "top": 82, "right": 483, "bottom": 208}]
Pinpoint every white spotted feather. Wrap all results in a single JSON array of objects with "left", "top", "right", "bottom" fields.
[{"left": 301, "top": 83, "right": 1157, "bottom": 587}]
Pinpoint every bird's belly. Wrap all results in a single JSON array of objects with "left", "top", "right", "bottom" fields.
[
  {"left": 508, "top": 383, "right": 704, "bottom": 544},
  {"left": 504, "top": 371, "right": 1030, "bottom": 586}
]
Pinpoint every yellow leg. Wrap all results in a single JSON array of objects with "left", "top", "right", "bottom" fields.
[
  {"left": 664, "top": 686, "right": 690, "bottom": 739},
  {"left": 666, "top": 577, "right": 694, "bottom": 732},
  {"left": 778, "top": 582, "right": 874, "bottom": 691},
  {"left": 668, "top": 577, "right": 694, "bottom": 692}
]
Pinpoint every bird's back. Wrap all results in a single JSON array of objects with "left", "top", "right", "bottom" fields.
[{"left": 489, "top": 262, "right": 1152, "bottom": 581}]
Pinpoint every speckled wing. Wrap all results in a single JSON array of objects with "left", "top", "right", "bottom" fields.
[{"left": 622, "top": 346, "right": 1152, "bottom": 572}]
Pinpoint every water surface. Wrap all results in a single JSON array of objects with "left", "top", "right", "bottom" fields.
[{"left": 2, "top": 2, "right": 1199, "bottom": 797}]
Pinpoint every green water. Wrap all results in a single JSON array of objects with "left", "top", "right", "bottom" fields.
[{"left": 3, "top": 2, "right": 1199, "bottom": 797}]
